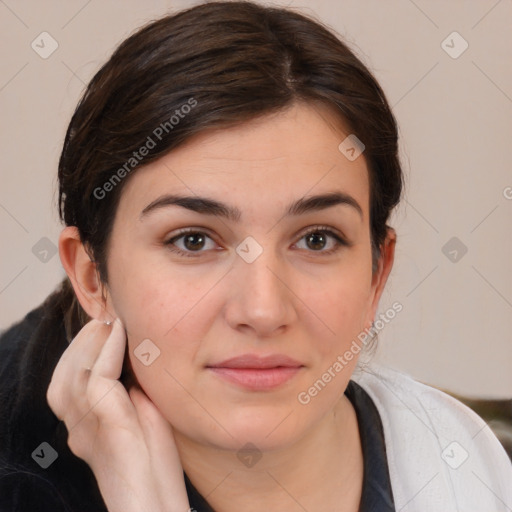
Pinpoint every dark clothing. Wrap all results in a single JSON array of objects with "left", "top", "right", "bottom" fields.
[
  {"left": 347, "top": 380, "right": 395, "bottom": 512},
  {"left": 0, "top": 297, "right": 394, "bottom": 511}
]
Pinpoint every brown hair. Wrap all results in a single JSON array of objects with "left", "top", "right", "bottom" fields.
[{"left": 56, "top": 0, "right": 403, "bottom": 341}]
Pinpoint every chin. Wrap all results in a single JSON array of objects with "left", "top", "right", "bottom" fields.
[{"left": 176, "top": 406, "right": 312, "bottom": 455}]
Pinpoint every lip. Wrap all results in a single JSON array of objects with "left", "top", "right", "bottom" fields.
[
  {"left": 208, "top": 353, "right": 303, "bottom": 369},
  {"left": 206, "top": 354, "right": 304, "bottom": 391}
]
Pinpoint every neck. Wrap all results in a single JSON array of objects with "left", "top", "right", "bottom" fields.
[{"left": 174, "top": 394, "right": 363, "bottom": 512}]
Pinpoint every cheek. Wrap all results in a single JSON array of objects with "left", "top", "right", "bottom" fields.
[
  {"left": 118, "top": 277, "right": 209, "bottom": 433},
  {"left": 108, "top": 263, "right": 207, "bottom": 387},
  {"left": 299, "top": 261, "right": 372, "bottom": 357},
  {"left": 110, "top": 257, "right": 211, "bottom": 338}
]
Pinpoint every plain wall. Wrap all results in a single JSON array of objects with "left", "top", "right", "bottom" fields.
[{"left": 1, "top": 0, "right": 511, "bottom": 398}]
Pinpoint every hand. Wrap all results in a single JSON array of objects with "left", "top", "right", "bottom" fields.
[{"left": 47, "top": 318, "right": 191, "bottom": 512}]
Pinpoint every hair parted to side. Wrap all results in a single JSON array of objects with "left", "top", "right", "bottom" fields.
[{"left": 55, "top": 0, "right": 403, "bottom": 340}]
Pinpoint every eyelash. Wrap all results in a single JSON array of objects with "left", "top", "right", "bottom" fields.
[{"left": 164, "top": 225, "right": 349, "bottom": 258}]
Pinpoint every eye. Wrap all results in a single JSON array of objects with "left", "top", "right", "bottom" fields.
[
  {"left": 164, "top": 225, "right": 349, "bottom": 258},
  {"left": 294, "top": 225, "right": 348, "bottom": 255},
  {"left": 164, "top": 228, "right": 218, "bottom": 258}
]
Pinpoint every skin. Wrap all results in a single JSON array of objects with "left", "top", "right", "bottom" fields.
[
  {"left": 47, "top": 319, "right": 191, "bottom": 512},
  {"left": 58, "top": 100, "right": 396, "bottom": 511}
]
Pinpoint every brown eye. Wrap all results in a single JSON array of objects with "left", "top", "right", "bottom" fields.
[
  {"left": 165, "top": 229, "right": 217, "bottom": 257},
  {"left": 182, "top": 232, "right": 206, "bottom": 251},
  {"left": 305, "top": 231, "right": 328, "bottom": 251},
  {"left": 295, "top": 227, "right": 348, "bottom": 255}
]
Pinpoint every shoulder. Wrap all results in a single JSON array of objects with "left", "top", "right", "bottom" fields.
[
  {"left": 0, "top": 303, "right": 49, "bottom": 430},
  {"left": 351, "top": 364, "right": 512, "bottom": 511},
  {"left": 0, "top": 284, "right": 71, "bottom": 396},
  {"left": 0, "top": 297, "right": 109, "bottom": 512},
  {"left": 0, "top": 304, "right": 46, "bottom": 377}
]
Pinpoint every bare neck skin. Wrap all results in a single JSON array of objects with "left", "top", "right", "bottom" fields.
[{"left": 174, "top": 393, "right": 363, "bottom": 512}]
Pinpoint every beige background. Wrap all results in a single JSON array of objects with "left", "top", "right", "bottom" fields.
[{"left": 1, "top": 0, "right": 511, "bottom": 398}]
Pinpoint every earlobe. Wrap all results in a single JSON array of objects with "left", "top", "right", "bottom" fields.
[{"left": 58, "top": 226, "right": 112, "bottom": 321}]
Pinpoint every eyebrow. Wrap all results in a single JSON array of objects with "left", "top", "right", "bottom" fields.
[{"left": 139, "top": 191, "right": 363, "bottom": 222}]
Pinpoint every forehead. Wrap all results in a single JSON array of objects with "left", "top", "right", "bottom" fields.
[{"left": 116, "top": 102, "right": 370, "bottom": 221}]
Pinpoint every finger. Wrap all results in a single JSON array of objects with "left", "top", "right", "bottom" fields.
[
  {"left": 56, "top": 319, "right": 111, "bottom": 374},
  {"left": 48, "top": 319, "right": 111, "bottom": 417},
  {"left": 91, "top": 317, "right": 127, "bottom": 380},
  {"left": 129, "top": 387, "right": 190, "bottom": 509}
]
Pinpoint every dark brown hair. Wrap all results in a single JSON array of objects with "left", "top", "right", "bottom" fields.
[{"left": 56, "top": 0, "right": 403, "bottom": 340}]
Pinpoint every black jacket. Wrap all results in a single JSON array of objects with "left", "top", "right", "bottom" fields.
[{"left": 0, "top": 292, "right": 110, "bottom": 511}]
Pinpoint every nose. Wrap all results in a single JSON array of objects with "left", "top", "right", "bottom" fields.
[{"left": 224, "top": 243, "right": 297, "bottom": 339}]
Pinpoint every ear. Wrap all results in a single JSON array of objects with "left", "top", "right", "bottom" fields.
[
  {"left": 58, "top": 226, "right": 115, "bottom": 323},
  {"left": 363, "top": 227, "right": 397, "bottom": 328}
]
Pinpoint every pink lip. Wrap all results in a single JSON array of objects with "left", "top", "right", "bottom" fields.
[
  {"left": 207, "top": 354, "right": 304, "bottom": 391},
  {"left": 208, "top": 354, "right": 303, "bottom": 369}
]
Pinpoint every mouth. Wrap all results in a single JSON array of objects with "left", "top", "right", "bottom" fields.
[{"left": 206, "top": 354, "right": 304, "bottom": 391}]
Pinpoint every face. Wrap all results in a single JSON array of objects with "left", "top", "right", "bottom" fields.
[{"left": 103, "top": 101, "right": 388, "bottom": 452}]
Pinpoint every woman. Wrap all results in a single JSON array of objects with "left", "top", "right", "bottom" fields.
[{"left": 1, "top": 1, "right": 511, "bottom": 511}]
